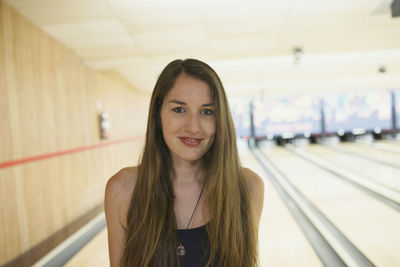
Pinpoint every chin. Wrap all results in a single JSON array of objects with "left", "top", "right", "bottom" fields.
[
  {"left": 173, "top": 151, "right": 207, "bottom": 163},
  {"left": 181, "top": 155, "right": 204, "bottom": 163}
]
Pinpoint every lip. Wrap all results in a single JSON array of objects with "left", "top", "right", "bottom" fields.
[{"left": 178, "top": 137, "right": 203, "bottom": 147}]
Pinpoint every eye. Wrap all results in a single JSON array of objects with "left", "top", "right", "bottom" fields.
[
  {"left": 172, "top": 107, "right": 185, "bottom": 113},
  {"left": 201, "top": 109, "right": 214, "bottom": 116}
]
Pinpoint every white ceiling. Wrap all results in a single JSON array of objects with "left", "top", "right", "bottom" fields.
[{"left": 6, "top": 0, "right": 400, "bottom": 98}]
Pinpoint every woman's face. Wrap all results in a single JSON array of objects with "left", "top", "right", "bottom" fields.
[{"left": 160, "top": 73, "right": 216, "bottom": 164}]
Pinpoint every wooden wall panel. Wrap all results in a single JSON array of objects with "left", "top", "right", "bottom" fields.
[
  {"left": 0, "top": 168, "right": 21, "bottom": 262},
  {"left": 1, "top": 0, "right": 20, "bottom": 163},
  {"left": 0, "top": 0, "right": 150, "bottom": 264},
  {"left": 0, "top": 6, "right": 13, "bottom": 163}
]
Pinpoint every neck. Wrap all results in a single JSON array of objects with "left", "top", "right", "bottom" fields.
[{"left": 171, "top": 158, "right": 204, "bottom": 183}]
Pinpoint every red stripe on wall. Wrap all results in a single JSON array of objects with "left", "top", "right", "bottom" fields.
[{"left": 0, "top": 135, "right": 144, "bottom": 169}]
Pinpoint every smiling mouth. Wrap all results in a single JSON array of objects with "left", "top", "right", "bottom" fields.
[{"left": 179, "top": 137, "right": 202, "bottom": 147}]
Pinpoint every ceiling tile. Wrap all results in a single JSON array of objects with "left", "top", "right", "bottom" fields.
[
  {"left": 43, "top": 20, "right": 130, "bottom": 40},
  {"left": 17, "top": 2, "right": 113, "bottom": 26},
  {"left": 75, "top": 45, "right": 139, "bottom": 60},
  {"left": 209, "top": 38, "right": 278, "bottom": 59},
  {"left": 134, "top": 27, "right": 208, "bottom": 56},
  {"left": 87, "top": 56, "right": 150, "bottom": 70}
]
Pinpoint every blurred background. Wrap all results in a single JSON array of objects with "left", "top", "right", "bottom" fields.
[{"left": 1, "top": 0, "right": 400, "bottom": 266}]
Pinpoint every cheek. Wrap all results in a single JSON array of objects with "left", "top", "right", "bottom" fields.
[
  {"left": 161, "top": 119, "right": 172, "bottom": 137},
  {"left": 204, "top": 119, "right": 216, "bottom": 137},
  {"left": 161, "top": 113, "right": 181, "bottom": 135}
]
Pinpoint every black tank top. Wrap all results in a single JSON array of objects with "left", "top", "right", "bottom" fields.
[{"left": 177, "top": 225, "right": 212, "bottom": 267}]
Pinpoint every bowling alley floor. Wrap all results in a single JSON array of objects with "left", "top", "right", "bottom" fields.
[{"left": 63, "top": 141, "right": 400, "bottom": 267}]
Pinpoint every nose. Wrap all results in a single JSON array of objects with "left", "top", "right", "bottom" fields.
[{"left": 185, "top": 112, "right": 201, "bottom": 133}]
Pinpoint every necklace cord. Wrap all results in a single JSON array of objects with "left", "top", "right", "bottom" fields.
[
  {"left": 176, "top": 185, "right": 205, "bottom": 256},
  {"left": 185, "top": 185, "right": 204, "bottom": 230}
]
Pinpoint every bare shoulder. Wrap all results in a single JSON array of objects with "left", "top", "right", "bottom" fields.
[
  {"left": 106, "top": 166, "right": 137, "bottom": 203},
  {"left": 106, "top": 167, "right": 137, "bottom": 195},
  {"left": 105, "top": 166, "right": 138, "bottom": 227},
  {"left": 105, "top": 167, "right": 137, "bottom": 266},
  {"left": 241, "top": 167, "right": 264, "bottom": 225},
  {"left": 242, "top": 167, "right": 264, "bottom": 195}
]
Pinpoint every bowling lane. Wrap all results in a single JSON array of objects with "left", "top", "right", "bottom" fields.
[
  {"left": 302, "top": 145, "right": 400, "bottom": 192},
  {"left": 353, "top": 141, "right": 400, "bottom": 154},
  {"left": 335, "top": 143, "right": 400, "bottom": 167},
  {"left": 261, "top": 147, "right": 400, "bottom": 266},
  {"left": 65, "top": 144, "right": 322, "bottom": 267},
  {"left": 64, "top": 228, "right": 109, "bottom": 267},
  {"left": 364, "top": 140, "right": 400, "bottom": 154},
  {"left": 379, "top": 140, "right": 400, "bottom": 147},
  {"left": 238, "top": 143, "right": 322, "bottom": 267}
]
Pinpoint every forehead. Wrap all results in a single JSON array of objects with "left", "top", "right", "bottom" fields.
[{"left": 165, "top": 74, "right": 212, "bottom": 103}]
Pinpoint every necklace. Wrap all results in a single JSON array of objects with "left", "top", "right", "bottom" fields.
[{"left": 176, "top": 185, "right": 204, "bottom": 256}]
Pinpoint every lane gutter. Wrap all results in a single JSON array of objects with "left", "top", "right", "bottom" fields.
[
  {"left": 328, "top": 146, "right": 400, "bottom": 170},
  {"left": 287, "top": 146, "right": 400, "bottom": 212},
  {"left": 32, "top": 213, "right": 106, "bottom": 267},
  {"left": 355, "top": 142, "right": 400, "bottom": 156},
  {"left": 252, "top": 147, "right": 375, "bottom": 267}
]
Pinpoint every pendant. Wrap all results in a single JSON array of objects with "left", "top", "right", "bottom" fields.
[{"left": 177, "top": 244, "right": 186, "bottom": 256}]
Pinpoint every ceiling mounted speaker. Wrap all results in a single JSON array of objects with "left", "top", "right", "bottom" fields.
[{"left": 392, "top": 0, "right": 400, "bottom": 17}]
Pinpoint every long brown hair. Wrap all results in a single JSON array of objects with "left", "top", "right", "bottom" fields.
[{"left": 121, "top": 59, "right": 258, "bottom": 266}]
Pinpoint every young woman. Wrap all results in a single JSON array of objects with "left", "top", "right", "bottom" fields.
[{"left": 105, "top": 59, "right": 264, "bottom": 267}]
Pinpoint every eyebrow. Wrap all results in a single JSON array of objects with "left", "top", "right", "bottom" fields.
[{"left": 169, "top": 100, "right": 214, "bottom": 107}]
